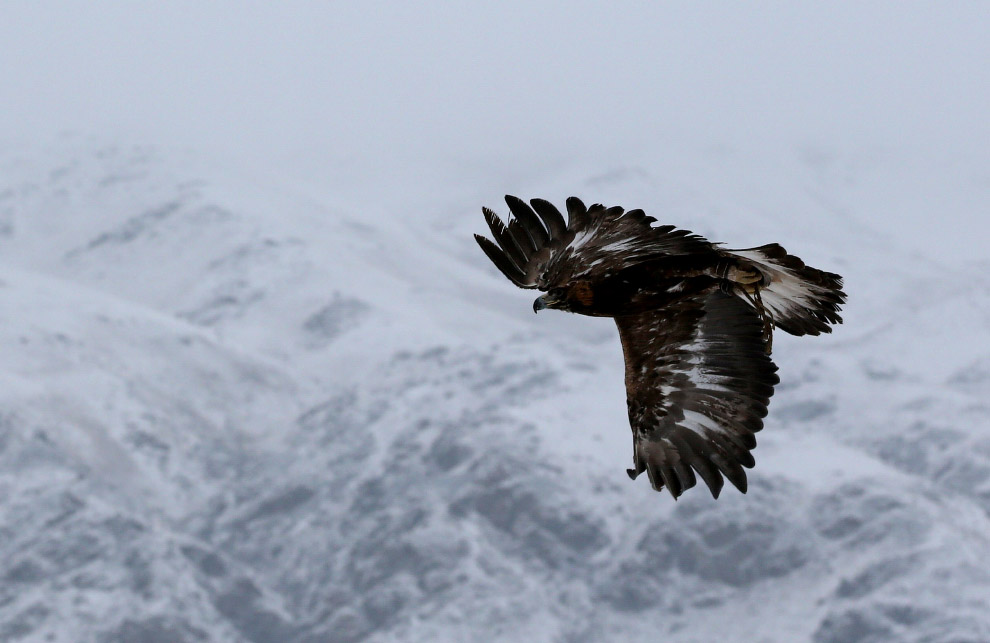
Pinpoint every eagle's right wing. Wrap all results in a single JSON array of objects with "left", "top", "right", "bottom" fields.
[
  {"left": 474, "top": 195, "right": 716, "bottom": 290},
  {"left": 615, "top": 290, "right": 779, "bottom": 498}
]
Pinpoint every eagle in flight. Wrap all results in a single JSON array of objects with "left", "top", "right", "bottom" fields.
[{"left": 475, "top": 196, "right": 845, "bottom": 499}]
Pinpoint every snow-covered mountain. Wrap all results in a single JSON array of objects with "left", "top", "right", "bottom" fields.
[{"left": 1, "top": 138, "right": 989, "bottom": 642}]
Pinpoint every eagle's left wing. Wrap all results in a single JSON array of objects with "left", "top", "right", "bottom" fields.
[
  {"left": 474, "top": 195, "right": 717, "bottom": 290},
  {"left": 616, "top": 290, "right": 780, "bottom": 498}
]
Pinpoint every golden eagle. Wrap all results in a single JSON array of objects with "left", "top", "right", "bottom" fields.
[{"left": 475, "top": 196, "right": 845, "bottom": 498}]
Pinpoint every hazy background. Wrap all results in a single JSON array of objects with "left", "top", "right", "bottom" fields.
[
  {"left": 1, "top": 3, "right": 989, "bottom": 642},
  {"left": 2, "top": 2, "right": 988, "bottom": 255}
]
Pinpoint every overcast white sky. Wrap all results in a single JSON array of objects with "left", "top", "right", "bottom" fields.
[
  {"left": 1, "top": 2, "right": 988, "bottom": 262},
  {"left": 3, "top": 2, "right": 987, "bottom": 159}
]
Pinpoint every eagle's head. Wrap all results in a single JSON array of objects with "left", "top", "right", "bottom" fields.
[{"left": 533, "top": 281, "right": 596, "bottom": 314}]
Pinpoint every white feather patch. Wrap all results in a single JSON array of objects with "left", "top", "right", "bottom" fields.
[{"left": 728, "top": 248, "right": 827, "bottom": 322}]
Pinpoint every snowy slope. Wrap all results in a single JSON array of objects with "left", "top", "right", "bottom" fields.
[{"left": 1, "top": 139, "right": 989, "bottom": 642}]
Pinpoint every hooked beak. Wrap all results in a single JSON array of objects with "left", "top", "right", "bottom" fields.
[{"left": 533, "top": 293, "right": 561, "bottom": 313}]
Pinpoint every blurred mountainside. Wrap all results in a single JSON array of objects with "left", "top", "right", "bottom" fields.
[{"left": 0, "top": 140, "right": 989, "bottom": 642}]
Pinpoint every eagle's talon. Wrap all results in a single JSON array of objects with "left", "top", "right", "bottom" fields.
[
  {"left": 739, "top": 283, "right": 775, "bottom": 354},
  {"left": 753, "top": 287, "right": 774, "bottom": 354}
]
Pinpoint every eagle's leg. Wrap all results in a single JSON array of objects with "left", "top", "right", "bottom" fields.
[
  {"left": 720, "top": 261, "right": 775, "bottom": 353},
  {"left": 739, "top": 285, "right": 775, "bottom": 354}
]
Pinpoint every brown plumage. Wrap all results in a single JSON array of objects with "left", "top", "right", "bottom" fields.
[{"left": 475, "top": 196, "right": 846, "bottom": 498}]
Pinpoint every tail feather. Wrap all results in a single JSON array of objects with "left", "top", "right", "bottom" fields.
[{"left": 725, "top": 244, "right": 845, "bottom": 336}]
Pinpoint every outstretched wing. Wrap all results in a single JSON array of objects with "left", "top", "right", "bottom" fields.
[
  {"left": 616, "top": 290, "right": 779, "bottom": 498},
  {"left": 474, "top": 195, "right": 716, "bottom": 289}
]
